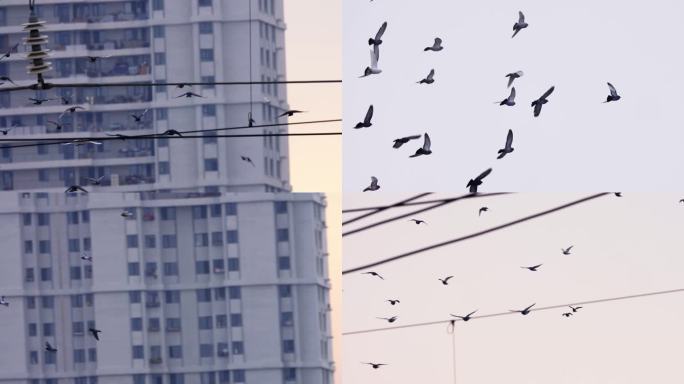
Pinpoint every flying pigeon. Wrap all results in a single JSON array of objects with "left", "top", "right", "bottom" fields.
[
  {"left": 86, "top": 176, "right": 105, "bottom": 186},
  {"left": 531, "top": 86, "right": 555, "bottom": 117},
  {"left": 0, "top": 127, "right": 13, "bottom": 135},
  {"left": 65, "top": 185, "right": 88, "bottom": 194},
  {"left": 87, "top": 55, "right": 111, "bottom": 63},
  {"left": 377, "top": 316, "right": 398, "bottom": 323},
  {"left": 45, "top": 342, "right": 58, "bottom": 352},
  {"left": 569, "top": 305, "right": 582, "bottom": 313},
  {"left": 363, "top": 271, "right": 384, "bottom": 280},
  {"left": 175, "top": 92, "right": 204, "bottom": 98},
  {"left": 61, "top": 96, "right": 71, "bottom": 105},
  {"left": 512, "top": 11, "right": 528, "bottom": 38},
  {"left": 438, "top": 276, "right": 454, "bottom": 285},
  {"left": 561, "top": 246, "right": 573, "bottom": 255},
  {"left": 162, "top": 129, "right": 183, "bottom": 137},
  {"left": 387, "top": 299, "right": 400, "bottom": 305},
  {"left": 510, "top": 303, "right": 535, "bottom": 315},
  {"left": 354, "top": 105, "right": 374, "bottom": 128},
  {"left": 424, "top": 38, "right": 443, "bottom": 52},
  {"left": 363, "top": 362, "right": 387, "bottom": 369},
  {"left": 278, "top": 110, "right": 305, "bottom": 117},
  {"left": 498, "top": 87, "right": 516, "bottom": 106},
  {"left": 29, "top": 97, "right": 55, "bottom": 105},
  {"left": 497, "top": 129, "right": 514, "bottom": 159},
  {"left": 363, "top": 176, "right": 380, "bottom": 192},
  {"left": 562, "top": 312, "right": 573, "bottom": 317},
  {"left": 130, "top": 109, "right": 149, "bottom": 122},
  {"left": 467, "top": 168, "right": 492, "bottom": 193},
  {"left": 614, "top": 192, "right": 622, "bottom": 197},
  {"left": 479, "top": 207, "right": 489, "bottom": 216},
  {"left": 241, "top": 156, "right": 255, "bottom": 166},
  {"left": 0, "top": 296, "right": 9, "bottom": 307},
  {"left": 106, "top": 133, "right": 129, "bottom": 140},
  {"left": 360, "top": 46, "right": 382, "bottom": 77},
  {"left": 0, "top": 43, "right": 20, "bottom": 60},
  {"left": 368, "top": 22, "right": 388, "bottom": 48},
  {"left": 450, "top": 310, "right": 477, "bottom": 322},
  {"left": 89, "top": 328, "right": 102, "bottom": 341},
  {"left": 0, "top": 76, "right": 17, "bottom": 85},
  {"left": 521, "top": 264, "right": 543, "bottom": 271},
  {"left": 392, "top": 135, "right": 421, "bottom": 148},
  {"left": 409, "top": 133, "right": 432, "bottom": 157},
  {"left": 47, "top": 120, "right": 63, "bottom": 131},
  {"left": 121, "top": 211, "right": 134, "bottom": 218},
  {"left": 604, "top": 82, "right": 621, "bottom": 103},
  {"left": 59, "top": 105, "right": 85, "bottom": 119},
  {"left": 417, "top": 69, "right": 435, "bottom": 84},
  {"left": 505, "top": 71, "right": 524, "bottom": 88},
  {"left": 80, "top": 253, "right": 93, "bottom": 261},
  {"left": 409, "top": 219, "right": 427, "bottom": 225}
]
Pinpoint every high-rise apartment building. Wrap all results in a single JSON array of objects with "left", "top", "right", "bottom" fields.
[
  {"left": 0, "top": 191, "right": 333, "bottom": 384},
  {"left": 0, "top": 0, "right": 290, "bottom": 193}
]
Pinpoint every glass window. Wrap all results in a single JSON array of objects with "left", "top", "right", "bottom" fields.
[
  {"left": 215, "top": 314, "right": 227, "bottom": 328},
  {"left": 233, "top": 370, "right": 245, "bottom": 383},
  {"left": 67, "top": 212, "right": 79, "bottom": 224},
  {"left": 214, "top": 287, "right": 225, "bottom": 300},
  {"left": 199, "top": 343, "right": 214, "bottom": 357},
  {"left": 38, "top": 213, "right": 50, "bottom": 226},
  {"left": 165, "top": 290, "right": 180, "bottom": 303},
  {"left": 30, "top": 351, "right": 38, "bottom": 365},
  {"left": 283, "top": 339, "right": 295, "bottom": 353},
  {"left": 70, "top": 266, "right": 81, "bottom": 280},
  {"left": 154, "top": 53, "right": 166, "bottom": 65},
  {"left": 162, "top": 235, "right": 177, "bottom": 248},
  {"left": 226, "top": 230, "right": 238, "bottom": 243},
  {"left": 279, "top": 257, "right": 291, "bottom": 270},
  {"left": 224, "top": 203, "right": 237, "bottom": 215},
  {"left": 153, "top": 26, "right": 165, "bottom": 38},
  {"left": 73, "top": 321, "right": 84, "bottom": 335},
  {"left": 144, "top": 235, "right": 156, "bottom": 248},
  {"left": 128, "top": 262, "right": 140, "bottom": 276},
  {"left": 281, "top": 312, "right": 293, "bottom": 326},
  {"left": 127, "top": 235, "right": 139, "bottom": 248},
  {"left": 39, "top": 240, "right": 50, "bottom": 254},
  {"left": 230, "top": 314, "right": 243, "bottom": 327},
  {"left": 82, "top": 211, "right": 90, "bottom": 223},
  {"left": 204, "top": 158, "right": 218, "bottom": 171},
  {"left": 68, "top": 238, "right": 81, "bottom": 252},
  {"left": 25, "top": 268, "right": 35, "bottom": 282},
  {"left": 84, "top": 265, "right": 92, "bottom": 279},
  {"left": 129, "top": 291, "right": 142, "bottom": 303},
  {"left": 169, "top": 345, "right": 183, "bottom": 359},
  {"left": 23, "top": 214, "right": 32, "bottom": 225},
  {"left": 202, "top": 104, "right": 216, "bottom": 116},
  {"left": 42, "top": 296, "right": 54, "bottom": 308},
  {"left": 131, "top": 317, "right": 143, "bottom": 331},
  {"left": 44, "top": 350, "right": 56, "bottom": 364},
  {"left": 194, "top": 233, "right": 209, "bottom": 247},
  {"left": 160, "top": 207, "right": 176, "bottom": 220},
  {"left": 232, "top": 341, "right": 244, "bottom": 354},
  {"left": 227, "top": 258, "right": 240, "bottom": 271},
  {"left": 201, "top": 75, "right": 215, "bottom": 90},
  {"left": 132, "top": 345, "right": 144, "bottom": 359},
  {"left": 166, "top": 317, "right": 182, "bottom": 331},
  {"left": 198, "top": 0, "right": 212, "bottom": 7},
  {"left": 279, "top": 285, "right": 291, "bottom": 298},
  {"left": 24, "top": 240, "right": 33, "bottom": 254},
  {"left": 27, "top": 296, "right": 36, "bottom": 309},
  {"left": 71, "top": 295, "right": 83, "bottom": 308},
  {"left": 200, "top": 49, "right": 214, "bottom": 62},
  {"left": 83, "top": 237, "right": 91, "bottom": 251},
  {"left": 195, "top": 260, "right": 210, "bottom": 274},
  {"left": 197, "top": 289, "right": 211, "bottom": 302},
  {"left": 28, "top": 323, "right": 37, "bottom": 336},
  {"left": 199, "top": 22, "right": 213, "bottom": 34},
  {"left": 40, "top": 268, "right": 52, "bottom": 281},
  {"left": 163, "top": 262, "right": 179, "bottom": 276},
  {"left": 275, "top": 201, "right": 288, "bottom": 213},
  {"left": 283, "top": 368, "right": 296, "bottom": 381},
  {"left": 74, "top": 349, "right": 86, "bottom": 363},
  {"left": 213, "top": 259, "right": 224, "bottom": 271},
  {"left": 43, "top": 322, "right": 54, "bottom": 336},
  {"left": 277, "top": 228, "right": 289, "bottom": 242},
  {"left": 148, "top": 318, "right": 160, "bottom": 331},
  {"left": 228, "top": 286, "right": 241, "bottom": 299},
  {"left": 156, "top": 108, "right": 168, "bottom": 120},
  {"left": 198, "top": 316, "right": 213, "bottom": 330},
  {"left": 192, "top": 206, "right": 207, "bottom": 219},
  {"left": 88, "top": 348, "right": 97, "bottom": 362}
]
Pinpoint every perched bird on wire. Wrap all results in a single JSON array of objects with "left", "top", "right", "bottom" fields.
[
  {"left": 450, "top": 310, "right": 477, "bottom": 322},
  {"left": 248, "top": 112, "right": 256, "bottom": 127},
  {"left": 106, "top": 133, "right": 129, "bottom": 140}
]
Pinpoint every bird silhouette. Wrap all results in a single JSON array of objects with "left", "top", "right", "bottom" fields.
[
  {"left": 498, "top": 87, "right": 516, "bottom": 106},
  {"left": 59, "top": 106, "right": 85, "bottom": 119},
  {"left": 392, "top": 135, "right": 421, "bottom": 148},
  {"left": 354, "top": 105, "right": 374, "bottom": 129},
  {"left": 562, "top": 312, "right": 573, "bottom": 317},
  {"left": 248, "top": 112, "right": 256, "bottom": 127},
  {"left": 106, "top": 133, "right": 129, "bottom": 140},
  {"left": 121, "top": 211, "right": 134, "bottom": 218},
  {"left": 61, "top": 96, "right": 71, "bottom": 105},
  {"left": 45, "top": 342, "right": 58, "bottom": 352},
  {"left": 497, "top": 129, "right": 514, "bottom": 159},
  {"left": 87, "top": 55, "right": 111, "bottom": 63},
  {"left": 417, "top": 69, "right": 435, "bottom": 84},
  {"left": 363, "top": 176, "right": 380, "bottom": 192},
  {"left": 387, "top": 299, "right": 400, "bottom": 305},
  {"left": 569, "top": 305, "right": 582, "bottom": 313},
  {"left": 531, "top": 86, "right": 555, "bottom": 117},
  {"left": 409, "top": 219, "right": 427, "bottom": 225},
  {"left": 479, "top": 207, "right": 489, "bottom": 216},
  {"left": 0, "top": 43, "right": 20, "bottom": 60},
  {"left": 0, "top": 127, "right": 13, "bottom": 135},
  {"left": 604, "top": 82, "right": 621, "bottom": 103},
  {"left": 467, "top": 168, "right": 492, "bottom": 193},
  {"left": 561, "top": 246, "right": 573, "bottom": 255},
  {"left": 450, "top": 310, "right": 477, "bottom": 322},
  {"left": 162, "top": 129, "right": 183, "bottom": 137},
  {"left": 0, "top": 76, "right": 17, "bottom": 85},
  {"left": 363, "top": 271, "right": 384, "bottom": 280},
  {"left": 521, "top": 264, "right": 543, "bottom": 271},
  {"left": 65, "top": 185, "right": 88, "bottom": 194},
  {"left": 130, "top": 109, "right": 149, "bottom": 122},
  {"left": 510, "top": 303, "right": 535, "bottom": 315},
  {"left": 368, "top": 22, "right": 388, "bottom": 48},
  {"left": 512, "top": 11, "right": 528, "bottom": 38},
  {"left": 363, "top": 362, "right": 387, "bottom": 369},
  {"left": 614, "top": 192, "right": 622, "bottom": 197},
  {"left": 86, "top": 176, "right": 105, "bottom": 185},
  {"left": 0, "top": 296, "right": 9, "bottom": 307},
  {"left": 80, "top": 253, "right": 93, "bottom": 261},
  {"left": 409, "top": 133, "right": 432, "bottom": 157},
  {"left": 438, "top": 276, "right": 454, "bottom": 285},
  {"left": 377, "top": 316, "right": 398, "bottom": 323},
  {"left": 679, "top": 199, "right": 684, "bottom": 204},
  {"left": 29, "top": 97, "right": 55, "bottom": 105},
  {"left": 424, "top": 37, "right": 443, "bottom": 52},
  {"left": 505, "top": 71, "right": 524, "bottom": 88},
  {"left": 240, "top": 156, "right": 255, "bottom": 166},
  {"left": 278, "top": 110, "right": 305, "bottom": 117},
  {"left": 175, "top": 92, "right": 204, "bottom": 98},
  {"left": 89, "top": 328, "right": 102, "bottom": 341}
]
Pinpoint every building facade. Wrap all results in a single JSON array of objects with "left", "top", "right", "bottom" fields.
[
  {"left": 0, "top": 192, "right": 333, "bottom": 384},
  {"left": 0, "top": 0, "right": 291, "bottom": 193}
]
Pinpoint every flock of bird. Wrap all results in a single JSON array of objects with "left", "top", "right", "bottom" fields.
[{"left": 355, "top": 10, "right": 623, "bottom": 193}]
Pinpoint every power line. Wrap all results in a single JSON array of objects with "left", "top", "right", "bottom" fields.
[
  {"left": 0, "top": 79, "right": 343, "bottom": 93},
  {"left": 343, "top": 192, "right": 510, "bottom": 237},
  {"left": 344, "top": 195, "right": 515, "bottom": 214},
  {"left": 342, "top": 193, "right": 432, "bottom": 226},
  {"left": 342, "top": 287, "right": 684, "bottom": 336},
  {"left": 342, "top": 193, "right": 609, "bottom": 274}
]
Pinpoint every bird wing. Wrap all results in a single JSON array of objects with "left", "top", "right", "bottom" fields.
[
  {"left": 444, "top": 276, "right": 453, "bottom": 282},
  {"left": 509, "top": 87, "right": 516, "bottom": 101},
  {"left": 427, "top": 69, "right": 435, "bottom": 80},
  {"left": 567, "top": 245, "right": 574, "bottom": 251},
  {"left": 524, "top": 303, "right": 536, "bottom": 311},
  {"left": 505, "top": 129, "right": 513, "bottom": 149},
  {"left": 423, "top": 133, "right": 431, "bottom": 150},
  {"left": 467, "top": 310, "right": 478, "bottom": 317},
  {"left": 532, "top": 264, "right": 543, "bottom": 269},
  {"left": 141, "top": 108, "right": 150, "bottom": 117},
  {"left": 541, "top": 86, "right": 555, "bottom": 99},
  {"left": 190, "top": 92, "right": 204, "bottom": 97},
  {"left": 370, "top": 46, "right": 379, "bottom": 67},
  {"left": 370, "top": 176, "right": 378, "bottom": 187},
  {"left": 375, "top": 21, "right": 388, "bottom": 40},
  {"left": 364, "top": 105, "right": 374, "bottom": 124},
  {"left": 607, "top": 82, "right": 618, "bottom": 96},
  {"left": 533, "top": 102, "right": 543, "bottom": 117},
  {"left": 475, "top": 168, "right": 492, "bottom": 182},
  {"left": 518, "top": 11, "right": 525, "bottom": 23}
]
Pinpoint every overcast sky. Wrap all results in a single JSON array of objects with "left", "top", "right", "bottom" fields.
[
  {"left": 343, "top": 193, "right": 684, "bottom": 383},
  {"left": 344, "top": 0, "right": 684, "bottom": 192}
]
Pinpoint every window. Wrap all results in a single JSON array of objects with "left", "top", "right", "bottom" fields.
[
  {"left": 43, "top": 323, "right": 54, "bottom": 336},
  {"left": 23, "top": 214, "right": 31, "bottom": 226},
  {"left": 198, "top": 0, "right": 212, "bottom": 7},
  {"left": 202, "top": 104, "right": 216, "bottom": 116},
  {"left": 44, "top": 350, "right": 56, "bottom": 364},
  {"left": 85, "top": 294, "right": 93, "bottom": 307},
  {"left": 277, "top": 228, "right": 289, "bottom": 242},
  {"left": 40, "top": 268, "right": 52, "bottom": 281},
  {"left": 232, "top": 341, "right": 244, "bottom": 355},
  {"left": 217, "top": 342, "right": 229, "bottom": 356},
  {"left": 230, "top": 314, "right": 243, "bottom": 327},
  {"left": 229, "top": 286, "right": 241, "bottom": 299},
  {"left": 25, "top": 268, "right": 35, "bottom": 282},
  {"left": 74, "top": 349, "right": 86, "bottom": 363},
  {"left": 225, "top": 203, "right": 237, "bottom": 215},
  {"left": 38, "top": 213, "right": 50, "bottom": 226},
  {"left": 213, "top": 259, "right": 224, "bottom": 271},
  {"left": 214, "top": 287, "right": 225, "bottom": 300},
  {"left": 29, "top": 323, "right": 37, "bottom": 336},
  {"left": 198, "top": 316, "right": 213, "bottom": 330},
  {"left": 227, "top": 258, "right": 240, "bottom": 271},
  {"left": 194, "top": 233, "right": 209, "bottom": 247},
  {"left": 166, "top": 317, "right": 182, "bottom": 331},
  {"left": 163, "top": 262, "right": 179, "bottom": 276},
  {"left": 162, "top": 235, "right": 177, "bottom": 248},
  {"left": 73, "top": 321, "right": 84, "bottom": 335},
  {"left": 39, "top": 240, "right": 50, "bottom": 254},
  {"left": 200, "top": 49, "right": 214, "bottom": 62},
  {"left": 196, "top": 260, "right": 210, "bottom": 274},
  {"left": 42, "top": 296, "right": 54, "bottom": 308},
  {"left": 279, "top": 285, "right": 292, "bottom": 298},
  {"left": 201, "top": 75, "right": 215, "bottom": 89},
  {"left": 233, "top": 370, "right": 245, "bottom": 383},
  {"left": 153, "top": 26, "right": 165, "bottom": 38},
  {"left": 70, "top": 266, "right": 81, "bottom": 280},
  {"left": 278, "top": 256, "right": 291, "bottom": 270},
  {"left": 132, "top": 345, "right": 144, "bottom": 359},
  {"left": 216, "top": 314, "right": 227, "bottom": 328},
  {"left": 145, "top": 262, "right": 157, "bottom": 278},
  {"left": 156, "top": 108, "right": 168, "bottom": 120},
  {"left": 148, "top": 318, "right": 160, "bottom": 332},
  {"left": 128, "top": 262, "right": 140, "bottom": 276},
  {"left": 165, "top": 290, "right": 180, "bottom": 303},
  {"left": 24, "top": 240, "right": 33, "bottom": 254},
  {"left": 127, "top": 235, "right": 139, "bottom": 248},
  {"left": 283, "top": 340, "right": 295, "bottom": 353},
  {"left": 30, "top": 351, "right": 38, "bottom": 364},
  {"left": 169, "top": 345, "right": 183, "bottom": 359},
  {"left": 82, "top": 211, "right": 90, "bottom": 223},
  {"left": 84, "top": 265, "right": 92, "bottom": 279},
  {"left": 67, "top": 212, "right": 79, "bottom": 224},
  {"left": 129, "top": 291, "right": 142, "bottom": 303},
  {"left": 71, "top": 295, "right": 83, "bottom": 308},
  {"left": 142, "top": 235, "right": 156, "bottom": 249},
  {"left": 204, "top": 158, "right": 218, "bottom": 171},
  {"left": 27, "top": 296, "right": 36, "bottom": 309},
  {"left": 68, "top": 238, "right": 80, "bottom": 252},
  {"left": 154, "top": 53, "right": 166, "bottom": 65},
  {"left": 160, "top": 207, "right": 176, "bottom": 220},
  {"left": 197, "top": 289, "right": 211, "bottom": 302},
  {"left": 199, "top": 343, "right": 214, "bottom": 357},
  {"left": 88, "top": 348, "right": 97, "bottom": 362},
  {"left": 83, "top": 237, "right": 91, "bottom": 251},
  {"left": 281, "top": 312, "right": 294, "bottom": 326},
  {"left": 275, "top": 201, "right": 288, "bottom": 213},
  {"left": 199, "top": 22, "right": 213, "bottom": 34},
  {"left": 203, "top": 130, "right": 218, "bottom": 144},
  {"left": 131, "top": 317, "right": 143, "bottom": 331},
  {"left": 226, "top": 230, "right": 238, "bottom": 243}
]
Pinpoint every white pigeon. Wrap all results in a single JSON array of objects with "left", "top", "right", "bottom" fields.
[
  {"left": 80, "top": 253, "right": 93, "bottom": 262},
  {"left": 360, "top": 47, "right": 382, "bottom": 78}
]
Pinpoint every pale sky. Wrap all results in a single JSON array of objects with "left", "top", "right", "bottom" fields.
[
  {"left": 343, "top": 193, "right": 684, "bottom": 383},
  {"left": 344, "top": 0, "right": 684, "bottom": 192},
  {"left": 284, "top": 2, "right": 341, "bottom": 382}
]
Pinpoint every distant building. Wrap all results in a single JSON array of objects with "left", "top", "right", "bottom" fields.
[
  {"left": 0, "top": 0, "right": 290, "bottom": 193},
  {"left": 0, "top": 192, "right": 333, "bottom": 384}
]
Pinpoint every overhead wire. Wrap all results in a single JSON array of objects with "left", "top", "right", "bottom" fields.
[{"left": 342, "top": 193, "right": 433, "bottom": 226}]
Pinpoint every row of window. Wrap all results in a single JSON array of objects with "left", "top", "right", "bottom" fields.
[
  {"left": 125, "top": 230, "right": 239, "bottom": 249},
  {"left": 30, "top": 348, "right": 96, "bottom": 365},
  {"left": 133, "top": 370, "right": 247, "bottom": 384},
  {"left": 132, "top": 341, "right": 244, "bottom": 360},
  {"left": 128, "top": 287, "right": 241, "bottom": 304}
]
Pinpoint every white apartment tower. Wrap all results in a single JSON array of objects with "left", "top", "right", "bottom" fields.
[
  {"left": 0, "top": 0, "right": 291, "bottom": 193},
  {"left": 0, "top": 192, "right": 333, "bottom": 384}
]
